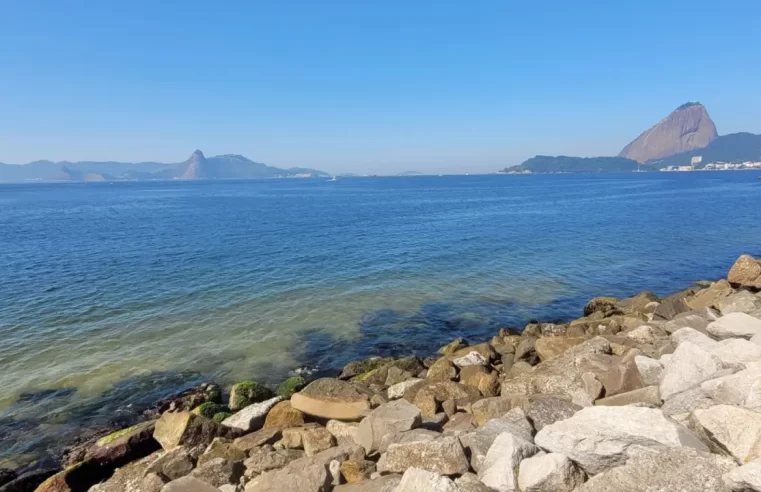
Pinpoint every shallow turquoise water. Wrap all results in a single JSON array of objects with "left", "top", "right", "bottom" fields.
[{"left": 1, "top": 172, "right": 760, "bottom": 465}]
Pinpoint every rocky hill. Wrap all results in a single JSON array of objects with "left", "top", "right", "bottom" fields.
[{"left": 619, "top": 102, "right": 718, "bottom": 163}]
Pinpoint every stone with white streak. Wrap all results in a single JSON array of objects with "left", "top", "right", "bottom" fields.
[
  {"left": 534, "top": 406, "right": 708, "bottom": 475},
  {"left": 707, "top": 313, "right": 761, "bottom": 340},
  {"left": 452, "top": 351, "right": 488, "bottom": 368},
  {"left": 387, "top": 379, "right": 423, "bottom": 400},
  {"left": 478, "top": 431, "right": 540, "bottom": 492},
  {"left": 221, "top": 396, "right": 282, "bottom": 432},
  {"left": 518, "top": 452, "right": 585, "bottom": 492}
]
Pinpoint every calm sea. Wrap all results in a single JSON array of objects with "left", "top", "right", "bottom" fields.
[{"left": 1, "top": 172, "right": 761, "bottom": 466}]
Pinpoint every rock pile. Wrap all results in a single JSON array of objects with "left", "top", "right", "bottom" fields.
[{"left": 19, "top": 254, "right": 761, "bottom": 492}]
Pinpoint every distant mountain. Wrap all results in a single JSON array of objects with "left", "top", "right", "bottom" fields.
[
  {"left": 645, "top": 132, "right": 761, "bottom": 168},
  {"left": 618, "top": 102, "right": 718, "bottom": 163},
  {"left": 0, "top": 150, "right": 328, "bottom": 182},
  {"left": 397, "top": 171, "right": 424, "bottom": 176},
  {"left": 503, "top": 156, "right": 645, "bottom": 174}
]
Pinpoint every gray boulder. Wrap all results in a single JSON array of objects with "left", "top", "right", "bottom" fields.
[
  {"left": 690, "top": 404, "right": 761, "bottom": 463},
  {"left": 707, "top": 313, "right": 761, "bottom": 340},
  {"left": 719, "top": 291, "right": 761, "bottom": 315},
  {"left": 700, "top": 366, "right": 761, "bottom": 407},
  {"left": 634, "top": 355, "right": 663, "bottom": 386},
  {"left": 395, "top": 468, "right": 461, "bottom": 492},
  {"left": 723, "top": 457, "right": 761, "bottom": 491},
  {"left": 377, "top": 428, "right": 440, "bottom": 454},
  {"left": 534, "top": 406, "right": 708, "bottom": 475},
  {"left": 459, "top": 418, "right": 534, "bottom": 472},
  {"left": 379, "top": 436, "right": 469, "bottom": 476},
  {"left": 477, "top": 431, "right": 540, "bottom": 492},
  {"left": 660, "top": 341, "right": 724, "bottom": 400},
  {"left": 517, "top": 452, "right": 585, "bottom": 492},
  {"left": 525, "top": 396, "right": 580, "bottom": 432},
  {"left": 355, "top": 399, "right": 421, "bottom": 454},
  {"left": 160, "top": 477, "right": 221, "bottom": 492},
  {"left": 189, "top": 458, "right": 244, "bottom": 488},
  {"left": 576, "top": 448, "right": 736, "bottom": 492}
]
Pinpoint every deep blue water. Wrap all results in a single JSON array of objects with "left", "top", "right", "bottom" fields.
[{"left": 1, "top": 172, "right": 761, "bottom": 466}]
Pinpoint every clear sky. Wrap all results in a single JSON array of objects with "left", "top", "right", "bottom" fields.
[{"left": 1, "top": 1, "right": 760, "bottom": 174}]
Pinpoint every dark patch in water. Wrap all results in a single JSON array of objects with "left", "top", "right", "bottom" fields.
[{"left": 16, "top": 388, "right": 76, "bottom": 405}]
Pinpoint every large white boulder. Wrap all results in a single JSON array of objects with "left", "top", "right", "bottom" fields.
[
  {"left": 221, "top": 396, "right": 282, "bottom": 432},
  {"left": 478, "top": 431, "right": 540, "bottom": 492},
  {"left": 517, "top": 452, "right": 585, "bottom": 492},
  {"left": 723, "top": 457, "right": 761, "bottom": 491},
  {"left": 660, "top": 342, "right": 724, "bottom": 400},
  {"left": 700, "top": 366, "right": 761, "bottom": 408},
  {"left": 707, "top": 313, "right": 761, "bottom": 340},
  {"left": 395, "top": 468, "right": 461, "bottom": 492},
  {"left": 534, "top": 406, "right": 708, "bottom": 475},
  {"left": 690, "top": 404, "right": 761, "bottom": 464}
]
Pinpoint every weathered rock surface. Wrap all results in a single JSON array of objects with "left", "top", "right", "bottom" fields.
[
  {"left": 243, "top": 446, "right": 304, "bottom": 475},
  {"left": 577, "top": 447, "right": 736, "bottom": 492},
  {"left": 197, "top": 438, "right": 246, "bottom": 466},
  {"left": 189, "top": 458, "right": 243, "bottom": 488},
  {"left": 412, "top": 381, "right": 481, "bottom": 417},
  {"left": 160, "top": 476, "right": 221, "bottom": 492},
  {"left": 355, "top": 399, "right": 421, "bottom": 454},
  {"left": 719, "top": 291, "right": 761, "bottom": 315},
  {"left": 690, "top": 404, "right": 761, "bottom": 464},
  {"left": 244, "top": 444, "right": 364, "bottom": 492},
  {"left": 460, "top": 419, "right": 534, "bottom": 473},
  {"left": 660, "top": 341, "right": 724, "bottom": 400},
  {"left": 154, "top": 412, "right": 230, "bottom": 452},
  {"left": 518, "top": 452, "right": 585, "bottom": 492},
  {"left": 500, "top": 337, "right": 613, "bottom": 406},
  {"left": 377, "top": 428, "right": 440, "bottom": 454},
  {"left": 525, "top": 396, "right": 580, "bottom": 432},
  {"left": 326, "top": 420, "right": 359, "bottom": 445},
  {"left": 333, "top": 474, "right": 401, "bottom": 492},
  {"left": 534, "top": 406, "right": 708, "bottom": 475},
  {"left": 723, "top": 457, "right": 761, "bottom": 491},
  {"left": 478, "top": 431, "right": 540, "bottom": 492},
  {"left": 728, "top": 255, "right": 761, "bottom": 290},
  {"left": 708, "top": 313, "right": 761, "bottom": 340},
  {"left": 387, "top": 379, "right": 423, "bottom": 400},
  {"left": 595, "top": 385, "right": 660, "bottom": 407},
  {"left": 231, "top": 427, "right": 281, "bottom": 452},
  {"left": 534, "top": 337, "right": 585, "bottom": 362},
  {"left": 710, "top": 338, "right": 761, "bottom": 365},
  {"left": 395, "top": 467, "right": 460, "bottom": 492},
  {"left": 471, "top": 396, "right": 527, "bottom": 426},
  {"left": 700, "top": 366, "right": 761, "bottom": 407},
  {"left": 634, "top": 355, "right": 663, "bottom": 385},
  {"left": 263, "top": 400, "right": 305, "bottom": 429},
  {"left": 221, "top": 396, "right": 282, "bottom": 432},
  {"left": 379, "top": 436, "right": 469, "bottom": 476},
  {"left": 290, "top": 378, "right": 371, "bottom": 421}
]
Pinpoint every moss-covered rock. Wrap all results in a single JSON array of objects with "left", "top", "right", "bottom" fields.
[
  {"left": 229, "top": 381, "right": 274, "bottom": 411},
  {"left": 212, "top": 412, "right": 232, "bottom": 423},
  {"left": 276, "top": 376, "right": 305, "bottom": 398},
  {"left": 338, "top": 357, "right": 394, "bottom": 380},
  {"left": 191, "top": 402, "right": 227, "bottom": 419}
]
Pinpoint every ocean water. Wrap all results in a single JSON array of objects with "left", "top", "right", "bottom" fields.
[{"left": 1, "top": 172, "right": 761, "bottom": 466}]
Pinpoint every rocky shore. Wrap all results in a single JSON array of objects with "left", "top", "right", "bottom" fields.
[{"left": 3, "top": 254, "right": 761, "bottom": 492}]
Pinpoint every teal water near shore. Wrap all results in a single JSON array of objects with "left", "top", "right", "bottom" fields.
[{"left": 1, "top": 172, "right": 761, "bottom": 466}]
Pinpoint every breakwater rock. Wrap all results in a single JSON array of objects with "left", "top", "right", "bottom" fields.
[{"left": 15, "top": 255, "right": 761, "bottom": 492}]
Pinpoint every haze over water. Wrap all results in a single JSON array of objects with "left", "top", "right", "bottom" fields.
[{"left": 2, "top": 172, "right": 761, "bottom": 466}]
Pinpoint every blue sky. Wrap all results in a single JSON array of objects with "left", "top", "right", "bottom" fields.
[{"left": 1, "top": 1, "right": 760, "bottom": 174}]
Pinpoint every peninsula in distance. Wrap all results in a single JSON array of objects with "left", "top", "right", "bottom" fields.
[
  {"left": 503, "top": 102, "right": 761, "bottom": 174},
  {"left": 0, "top": 150, "right": 329, "bottom": 183}
]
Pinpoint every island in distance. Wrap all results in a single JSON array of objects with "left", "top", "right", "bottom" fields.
[
  {"left": 504, "top": 102, "right": 761, "bottom": 173},
  {"left": 0, "top": 150, "right": 329, "bottom": 183}
]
